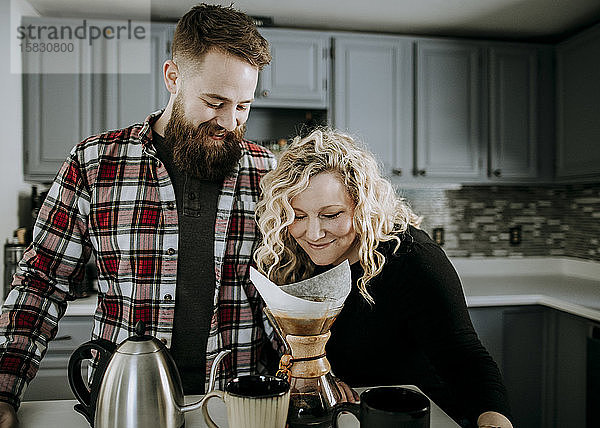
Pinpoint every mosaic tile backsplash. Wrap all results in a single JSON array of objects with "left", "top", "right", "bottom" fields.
[{"left": 399, "top": 183, "right": 600, "bottom": 262}]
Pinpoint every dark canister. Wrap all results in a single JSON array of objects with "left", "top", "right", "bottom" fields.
[
  {"left": 332, "top": 386, "right": 430, "bottom": 428},
  {"left": 3, "top": 239, "right": 26, "bottom": 298}
]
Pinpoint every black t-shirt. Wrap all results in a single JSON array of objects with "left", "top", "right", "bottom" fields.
[{"left": 326, "top": 226, "right": 511, "bottom": 427}]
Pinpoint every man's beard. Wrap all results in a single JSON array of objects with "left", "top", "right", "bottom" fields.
[{"left": 163, "top": 95, "right": 244, "bottom": 180}]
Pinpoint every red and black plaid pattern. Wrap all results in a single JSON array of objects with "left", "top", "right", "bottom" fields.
[{"left": 0, "top": 111, "right": 277, "bottom": 407}]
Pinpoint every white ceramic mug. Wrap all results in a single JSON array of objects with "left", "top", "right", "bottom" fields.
[{"left": 201, "top": 375, "right": 290, "bottom": 428}]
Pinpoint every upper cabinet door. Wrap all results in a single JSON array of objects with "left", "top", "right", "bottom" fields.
[
  {"left": 489, "top": 46, "right": 539, "bottom": 180},
  {"left": 103, "top": 23, "right": 174, "bottom": 130},
  {"left": 556, "top": 24, "right": 600, "bottom": 180},
  {"left": 23, "top": 72, "right": 97, "bottom": 182},
  {"left": 22, "top": 20, "right": 173, "bottom": 182},
  {"left": 332, "top": 35, "right": 413, "bottom": 178},
  {"left": 254, "top": 29, "right": 329, "bottom": 108},
  {"left": 21, "top": 17, "right": 99, "bottom": 181},
  {"left": 415, "top": 41, "right": 484, "bottom": 179}
]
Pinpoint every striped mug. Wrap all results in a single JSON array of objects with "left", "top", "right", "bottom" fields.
[{"left": 201, "top": 375, "right": 290, "bottom": 428}]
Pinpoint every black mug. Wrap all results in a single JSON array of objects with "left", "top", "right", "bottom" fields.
[{"left": 332, "top": 386, "right": 430, "bottom": 428}]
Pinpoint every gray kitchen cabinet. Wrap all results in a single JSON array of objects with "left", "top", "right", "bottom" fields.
[
  {"left": 470, "top": 305, "right": 591, "bottom": 428},
  {"left": 22, "top": 23, "right": 557, "bottom": 184},
  {"left": 104, "top": 23, "right": 174, "bottom": 130},
  {"left": 254, "top": 29, "right": 329, "bottom": 109},
  {"left": 20, "top": 16, "right": 107, "bottom": 181},
  {"left": 333, "top": 36, "right": 549, "bottom": 183},
  {"left": 502, "top": 306, "right": 553, "bottom": 428},
  {"left": 469, "top": 306, "right": 550, "bottom": 427},
  {"left": 468, "top": 306, "right": 505, "bottom": 369},
  {"left": 556, "top": 22, "right": 600, "bottom": 180},
  {"left": 489, "top": 45, "right": 555, "bottom": 183},
  {"left": 553, "top": 310, "right": 588, "bottom": 428},
  {"left": 23, "top": 22, "right": 173, "bottom": 182},
  {"left": 21, "top": 18, "right": 103, "bottom": 182},
  {"left": 488, "top": 46, "right": 539, "bottom": 181},
  {"left": 415, "top": 40, "right": 484, "bottom": 180},
  {"left": 23, "top": 72, "right": 100, "bottom": 182},
  {"left": 414, "top": 40, "right": 552, "bottom": 183},
  {"left": 332, "top": 34, "right": 413, "bottom": 177},
  {"left": 23, "top": 315, "right": 94, "bottom": 401}
]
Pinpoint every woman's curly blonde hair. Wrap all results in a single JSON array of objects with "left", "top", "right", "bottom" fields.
[{"left": 254, "top": 128, "right": 421, "bottom": 304}]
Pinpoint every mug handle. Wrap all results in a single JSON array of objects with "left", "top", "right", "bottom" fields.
[
  {"left": 331, "top": 402, "right": 361, "bottom": 428},
  {"left": 201, "top": 390, "right": 225, "bottom": 428}
]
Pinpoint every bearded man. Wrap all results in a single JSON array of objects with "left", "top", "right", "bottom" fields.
[{"left": 0, "top": 4, "right": 277, "bottom": 426}]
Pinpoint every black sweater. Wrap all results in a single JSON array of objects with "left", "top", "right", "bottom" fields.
[{"left": 325, "top": 226, "right": 511, "bottom": 427}]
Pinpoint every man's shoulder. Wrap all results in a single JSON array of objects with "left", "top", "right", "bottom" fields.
[
  {"left": 65, "top": 122, "right": 149, "bottom": 187},
  {"left": 240, "top": 140, "right": 275, "bottom": 158},
  {"left": 74, "top": 123, "right": 146, "bottom": 154},
  {"left": 239, "top": 140, "right": 276, "bottom": 171}
]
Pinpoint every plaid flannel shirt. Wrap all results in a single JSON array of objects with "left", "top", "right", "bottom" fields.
[{"left": 0, "top": 111, "right": 277, "bottom": 408}]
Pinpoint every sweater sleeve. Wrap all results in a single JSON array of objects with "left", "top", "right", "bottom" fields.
[{"left": 399, "top": 238, "right": 512, "bottom": 425}]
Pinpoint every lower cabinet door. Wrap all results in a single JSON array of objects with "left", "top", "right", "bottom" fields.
[
  {"left": 23, "top": 316, "right": 93, "bottom": 401},
  {"left": 23, "top": 364, "right": 75, "bottom": 401}
]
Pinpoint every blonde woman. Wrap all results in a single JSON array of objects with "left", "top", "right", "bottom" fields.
[{"left": 255, "top": 128, "right": 513, "bottom": 428}]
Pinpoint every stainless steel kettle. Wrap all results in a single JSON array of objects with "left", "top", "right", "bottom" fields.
[{"left": 68, "top": 321, "right": 230, "bottom": 428}]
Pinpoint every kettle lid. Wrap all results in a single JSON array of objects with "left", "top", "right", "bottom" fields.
[{"left": 116, "top": 321, "right": 165, "bottom": 355}]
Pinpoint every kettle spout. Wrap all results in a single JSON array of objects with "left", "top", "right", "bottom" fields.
[
  {"left": 180, "top": 349, "right": 231, "bottom": 414},
  {"left": 208, "top": 349, "right": 231, "bottom": 392}
]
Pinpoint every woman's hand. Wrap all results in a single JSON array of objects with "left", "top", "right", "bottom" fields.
[
  {"left": 0, "top": 402, "right": 18, "bottom": 428},
  {"left": 477, "top": 411, "right": 513, "bottom": 428},
  {"left": 334, "top": 377, "right": 360, "bottom": 403}
]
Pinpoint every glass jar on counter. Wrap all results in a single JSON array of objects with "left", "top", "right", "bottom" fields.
[{"left": 3, "top": 238, "right": 26, "bottom": 299}]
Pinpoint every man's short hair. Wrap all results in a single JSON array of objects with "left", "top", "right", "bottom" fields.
[{"left": 172, "top": 3, "right": 271, "bottom": 71}]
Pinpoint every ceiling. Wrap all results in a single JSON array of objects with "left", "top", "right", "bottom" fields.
[{"left": 25, "top": 0, "right": 600, "bottom": 42}]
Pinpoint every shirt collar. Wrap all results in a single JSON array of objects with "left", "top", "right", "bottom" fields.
[{"left": 136, "top": 109, "right": 165, "bottom": 155}]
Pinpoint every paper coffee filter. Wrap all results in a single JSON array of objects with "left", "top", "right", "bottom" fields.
[{"left": 249, "top": 260, "right": 351, "bottom": 318}]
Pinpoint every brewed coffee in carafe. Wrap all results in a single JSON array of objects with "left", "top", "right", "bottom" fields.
[
  {"left": 266, "top": 306, "right": 343, "bottom": 427},
  {"left": 250, "top": 262, "right": 352, "bottom": 428}
]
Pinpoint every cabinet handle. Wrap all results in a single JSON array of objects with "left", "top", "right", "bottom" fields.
[
  {"left": 493, "top": 169, "right": 502, "bottom": 177},
  {"left": 261, "top": 90, "right": 270, "bottom": 97},
  {"left": 54, "top": 335, "right": 73, "bottom": 341},
  {"left": 418, "top": 169, "right": 427, "bottom": 177},
  {"left": 391, "top": 168, "right": 402, "bottom": 176}
]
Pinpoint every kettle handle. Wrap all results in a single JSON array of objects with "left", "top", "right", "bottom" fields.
[{"left": 67, "top": 339, "right": 116, "bottom": 426}]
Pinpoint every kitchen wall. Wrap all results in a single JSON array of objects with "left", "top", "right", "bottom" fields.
[
  {"left": 401, "top": 183, "right": 600, "bottom": 262},
  {"left": 0, "top": 1, "right": 32, "bottom": 284}
]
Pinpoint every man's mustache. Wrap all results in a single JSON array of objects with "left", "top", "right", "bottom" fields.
[{"left": 199, "top": 122, "right": 230, "bottom": 136}]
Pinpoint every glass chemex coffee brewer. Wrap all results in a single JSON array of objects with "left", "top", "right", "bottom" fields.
[{"left": 250, "top": 261, "right": 351, "bottom": 428}]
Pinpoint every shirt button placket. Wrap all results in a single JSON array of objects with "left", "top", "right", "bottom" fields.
[{"left": 163, "top": 249, "right": 176, "bottom": 303}]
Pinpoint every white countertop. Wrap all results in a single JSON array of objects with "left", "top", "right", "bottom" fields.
[
  {"left": 451, "top": 257, "right": 600, "bottom": 322},
  {"left": 65, "top": 295, "right": 97, "bottom": 317},
  {"left": 18, "top": 385, "right": 459, "bottom": 428},
  {"left": 65, "top": 257, "right": 600, "bottom": 322}
]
